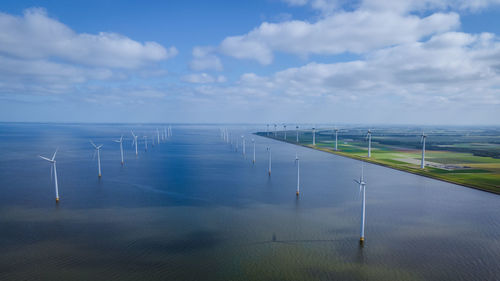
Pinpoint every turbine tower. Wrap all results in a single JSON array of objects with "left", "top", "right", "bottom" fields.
[
  {"left": 296, "top": 125, "right": 299, "bottom": 142},
  {"left": 156, "top": 128, "right": 160, "bottom": 144},
  {"left": 267, "top": 124, "right": 269, "bottom": 136},
  {"left": 312, "top": 127, "right": 316, "bottom": 146},
  {"left": 131, "top": 131, "right": 138, "bottom": 156},
  {"left": 421, "top": 132, "right": 427, "bottom": 169},
  {"left": 143, "top": 136, "right": 148, "bottom": 151},
  {"left": 295, "top": 153, "right": 300, "bottom": 197},
  {"left": 284, "top": 124, "right": 287, "bottom": 140},
  {"left": 354, "top": 164, "right": 367, "bottom": 244},
  {"left": 267, "top": 146, "right": 272, "bottom": 175},
  {"left": 113, "top": 135, "right": 124, "bottom": 165},
  {"left": 252, "top": 138, "right": 256, "bottom": 164},
  {"left": 366, "top": 129, "right": 372, "bottom": 158},
  {"left": 242, "top": 135, "right": 246, "bottom": 156},
  {"left": 334, "top": 128, "right": 339, "bottom": 151},
  {"left": 274, "top": 124, "right": 277, "bottom": 137},
  {"left": 39, "top": 148, "right": 60, "bottom": 203},
  {"left": 90, "top": 140, "right": 103, "bottom": 177}
]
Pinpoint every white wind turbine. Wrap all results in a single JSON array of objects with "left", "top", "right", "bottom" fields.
[
  {"left": 113, "top": 135, "right": 124, "bottom": 165},
  {"left": 131, "top": 131, "right": 138, "bottom": 156},
  {"left": 421, "top": 132, "right": 427, "bottom": 169},
  {"left": 274, "top": 124, "right": 277, "bottom": 137},
  {"left": 354, "top": 164, "right": 367, "bottom": 244},
  {"left": 267, "top": 146, "right": 272, "bottom": 175},
  {"left": 143, "top": 136, "right": 148, "bottom": 151},
  {"left": 366, "top": 129, "right": 372, "bottom": 158},
  {"left": 295, "top": 153, "right": 300, "bottom": 197},
  {"left": 90, "top": 140, "right": 103, "bottom": 177},
  {"left": 156, "top": 128, "right": 160, "bottom": 144},
  {"left": 267, "top": 124, "right": 270, "bottom": 136},
  {"left": 296, "top": 125, "right": 299, "bottom": 142},
  {"left": 252, "top": 138, "right": 256, "bottom": 164},
  {"left": 334, "top": 127, "right": 339, "bottom": 151},
  {"left": 242, "top": 135, "right": 246, "bottom": 156},
  {"left": 284, "top": 124, "right": 287, "bottom": 140},
  {"left": 39, "top": 148, "right": 60, "bottom": 203},
  {"left": 312, "top": 127, "right": 316, "bottom": 146}
]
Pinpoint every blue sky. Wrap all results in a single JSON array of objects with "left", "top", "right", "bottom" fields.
[{"left": 0, "top": 0, "right": 499, "bottom": 124}]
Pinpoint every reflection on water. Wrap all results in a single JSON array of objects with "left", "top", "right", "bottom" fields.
[{"left": 0, "top": 123, "right": 499, "bottom": 281}]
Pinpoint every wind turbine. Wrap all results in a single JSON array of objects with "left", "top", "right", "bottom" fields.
[
  {"left": 39, "top": 148, "right": 60, "bottom": 203},
  {"left": 267, "top": 146, "right": 272, "bottom": 175},
  {"left": 274, "top": 124, "right": 277, "bottom": 137},
  {"left": 267, "top": 124, "right": 269, "bottom": 136},
  {"left": 312, "top": 127, "right": 316, "bottom": 146},
  {"left": 354, "top": 164, "right": 367, "bottom": 244},
  {"left": 421, "top": 132, "right": 427, "bottom": 169},
  {"left": 156, "top": 128, "right": 160, "bottom": 144},
  {"left": 284, "top": 124, "right": 287, "bottom": 140},
  {"left": 113, "top": 135, "right": 124, "bottom": 165},
  {"left": 252, "top": 138, "right": 256, "bottom": 164},
  {"left": 366, "top": 130, "right": 372, "bottom": 158},
  {"left": 296, "top": 125, "right": 299, "bottom": 142},
  {"left": 143, "top": 136, "right": 148, "bottom": 151},
  {"left": 131, "top": 131, "right": 138, "bottom": 156},
  {"left": 90, "top": 140, "right": 103, "bottom": 177},
  {"left": 334, "top": 127, "right": 339, "bottom": 151},
  {"left": 295, "top": 153, "right": 300, "bottom": 197},
  {"left": 242, "top": 135, "right": 246, "bottom": 156}
]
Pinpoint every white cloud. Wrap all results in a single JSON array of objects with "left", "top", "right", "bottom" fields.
[
  {"left": 219, "top": 10, "right": 459, "bottom": 64},
  {"left": 0, "top": 8, "right": 177, "bottom": 69},
  {"left": 189, "top": 46, "right": 223, "bottom": 71},
  {"left": 0, "top": 8, "right": 176, "bottom": 97},
  {"left": 194, "top": 31, "right": 500, "bottom": 121}
]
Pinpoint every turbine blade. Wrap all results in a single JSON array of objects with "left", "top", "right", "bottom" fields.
[
  {"left": 50, "top": 164, "right": 53, "bottom": 182},
  {"left": 39, "top": 155, "right": 52, "bottom": 162},
  {"left": 90, "top": 140, "right": 97, "bottom": 148},
  {"left": 92, "top": 149, "right": 97, "bottom": 160},
  {"left": 51, "top": 147, "right": 58, "bottom": 161},
  {"left": 97, "top": 145, "right": 103, "bottom": 149}
]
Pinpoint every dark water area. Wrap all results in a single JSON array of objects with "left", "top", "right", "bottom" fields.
[{"left": 0, "top": 123, "right": 499, "bottom": 281}]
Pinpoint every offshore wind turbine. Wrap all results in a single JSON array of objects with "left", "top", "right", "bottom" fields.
[
  {"left": 421, "top": 132, "right": 427, "bottom": 169},
  {"left": 131, "top": 131, "right": 138, "bottom": 156},
  {"left": 143, "top": 136, "right": 148, "bottom": 151},
  {"left": 284, "top": 124, "right": 287, "bottom": 140},
  {"left": 366, "top": 129, "right": 372, "bottom": 158},
  {"left": 113, "top": 135, "right": 124, "bottom": 165},
  {"left": 334, "top": 127, "right": 339, "bottom": 151},
  {"left": 90, "top": 140, "right": 103, "bottom": 177},
  {"left": 296, "top": 125, "right": 299, "bottom": 142},
  {"left": 295, "top": 153, "right": 300, "bottom": 197},
  {"left": 354, "top": 164, "right": 367, "bottom": 244},
  {"left": 267, "top": 124, "right": 269, "bottom": 136},
  {"left": 312, "top": 127, "right": 316, "bottom": 146},
  {"left": 156, "top": 128, "right": 160, "bottom": 144},
  {"left": 252, "top": 138, "right": 256, "bottom": 164},
  {"left": 242, "top": 135, "right": 246, "bottom": 156},
  {"left": 274, "top": 124, "right": 277, "bottom": 137},
  {"left": 39, "top": 148, "right": 60, "bottom": 203},
  {"left": 267, "top": 146, "right": 272, "bottom": 175}
]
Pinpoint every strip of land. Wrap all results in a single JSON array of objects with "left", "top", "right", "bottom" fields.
[{"left": 257, "top": 131, "right": 500, "bottom": 195}]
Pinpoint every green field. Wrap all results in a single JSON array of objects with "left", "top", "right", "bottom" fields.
[{"left": 257, "top": 127, "right": 500, "bottom": 194}]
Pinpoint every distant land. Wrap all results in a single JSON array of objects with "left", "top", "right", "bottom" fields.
[{"left": 257, "top": 126, "right": 500, "bottom": 194}]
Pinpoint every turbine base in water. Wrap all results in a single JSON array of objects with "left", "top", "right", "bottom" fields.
[
  {"left": 55, "top": 198, "right": 59, "bottom": 203},
  {"left": 296, "top": 191, "right": 300, "bottom": 196},
  {"left": 359, "top": 237, "right": 364, "bottom": 244}
]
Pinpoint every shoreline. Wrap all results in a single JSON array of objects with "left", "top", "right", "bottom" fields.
[{"left": 257, "top": 134, "right": 500, "bottom": 196}]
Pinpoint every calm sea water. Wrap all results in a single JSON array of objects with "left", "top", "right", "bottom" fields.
[{"left": 0, "top": 123, "right": 499, "bottom": 281}]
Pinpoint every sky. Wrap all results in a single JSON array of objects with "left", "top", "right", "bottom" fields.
[{"left": 0, "top": 0, "right": 499, "bottom": 125}]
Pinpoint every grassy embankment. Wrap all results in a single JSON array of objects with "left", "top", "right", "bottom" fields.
[{"left": 258, "top": 132, "right": 500, "bottom": 194}]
